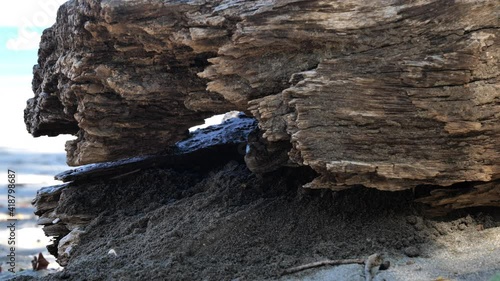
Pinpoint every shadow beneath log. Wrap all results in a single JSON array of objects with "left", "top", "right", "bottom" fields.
[{"left": 415, "top": 181, "right": 500, "bottom": 217}]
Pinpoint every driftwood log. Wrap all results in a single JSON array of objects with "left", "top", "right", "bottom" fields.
[{"left": 25, "top": 0, "right": 500, "bottom": 209}]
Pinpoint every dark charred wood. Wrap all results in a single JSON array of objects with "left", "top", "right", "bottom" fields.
[
  {"left": 55, "top": 116, "right": 256, "bottom": 183},
  {"left": 416, "top": 181, "right": 500, "bottom": 216}
]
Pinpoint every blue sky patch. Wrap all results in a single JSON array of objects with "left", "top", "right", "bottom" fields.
[{"left": 0, "top": 26, "right": 44, "bottom": 76}]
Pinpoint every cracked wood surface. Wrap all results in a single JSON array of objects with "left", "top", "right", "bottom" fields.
[
  {"left": 249, "top": 1, "right": 500, "bottom": 190},
  {"left": 25, "top": 0, "right": 500, "bottom": 198}
]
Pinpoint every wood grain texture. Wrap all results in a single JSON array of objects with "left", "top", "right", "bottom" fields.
[
  {"left": 249, "top": 0, "right": 500, "bottom": 190},
  {"left": 25, "top": 1, "right": 500, "bottom": 202}
]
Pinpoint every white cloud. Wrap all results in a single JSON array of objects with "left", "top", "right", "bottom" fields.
[
  {"left": 2, "top": 0, "right": 67, "bottom": 50},
  {"left": 6, "top": 27, "right": 41, "bottom": 50},
  {"left": 0, "top": 0, "right": 67, "bottom": 27}
]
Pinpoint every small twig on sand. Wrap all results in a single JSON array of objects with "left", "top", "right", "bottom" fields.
[
  {"left": 281, "top": 258, "right": 365, "bottom": 276},
  {"left": 281, "top": 253, "right": 385, "bottom": 281}
]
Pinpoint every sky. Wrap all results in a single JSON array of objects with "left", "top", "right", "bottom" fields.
[{"left": 0, "top": 0, "right": 71, "bottom": 153}]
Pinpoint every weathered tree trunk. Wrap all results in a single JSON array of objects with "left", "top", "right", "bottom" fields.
[{"left": 25, "top": 0, "right": 500, "bottom": 208}]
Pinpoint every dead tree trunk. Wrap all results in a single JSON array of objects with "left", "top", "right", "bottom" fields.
[{"left": 25, "top": 0, "right": 500, "bottom": 209}]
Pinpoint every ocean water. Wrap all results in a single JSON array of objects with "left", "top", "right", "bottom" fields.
[{"left": 0, "top": 147, "right": 68, "bottom": 279}]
